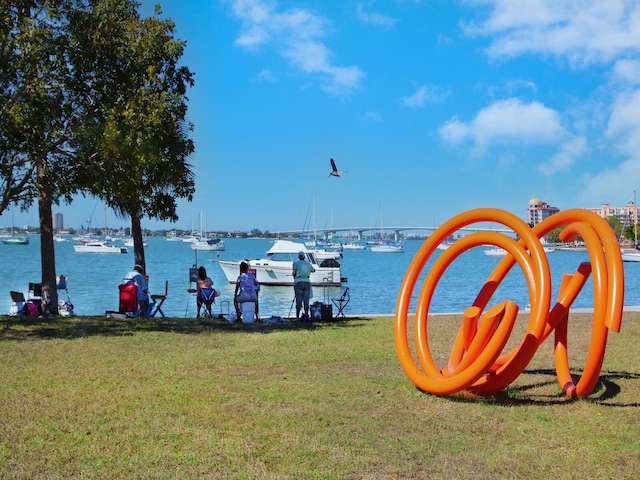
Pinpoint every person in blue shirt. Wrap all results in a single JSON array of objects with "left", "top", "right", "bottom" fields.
[
  {"left": 122, "top": 264, "right": 150, "bottom": 316},
  {"left": 292, "top": 251, "right": 315, "bottom": 320},
  {"left": 234, "top": 261, "right": 259, "bottom": 320}
]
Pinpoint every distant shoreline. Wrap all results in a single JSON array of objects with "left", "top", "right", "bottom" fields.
[{"left": 369, "top": 305, "right": 640, "bottom": 317}]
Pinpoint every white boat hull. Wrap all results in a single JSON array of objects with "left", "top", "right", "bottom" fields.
[
  {"left": 621, "top": 249, "right": 640, "bottom": 262},
  {"left": 124, "top": 239, "right": 148, "bottom": 247},
  {"left": 74, "top": 242, "right": 128, "bottom": 253},
  {"left": 217, "top": 260, "right": 342, "bottom": 286},
  {"left": 190, "top": 239, "right": 225, "bottom": 251},
  {"left": 484, "top": 247, "right": 507, "bottom": 256},
  {"left": 311, "top": 249, "right": 342, "bottom": 260},
  {"left": 484, "top": 246, "right": 555, "bottom": 256},
  {"left": 342, "top": 243, "right": 366, "bottom": 250},
  {"left": 214, "top": 239, "right": 344, "bottom": 286},
  {"left": 370, "top": 243, "right": 404, "bottom": 253},
  {"left": 1, "top": 236, "right": 29, "bottom": 245}
]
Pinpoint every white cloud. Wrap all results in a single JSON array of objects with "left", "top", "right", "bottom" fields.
[
  {"left": 254, "top": 68, "right": 277, "bottom": 82},
  {"left": 578, "top": 158, "right": 640, "bottom": 206},
  {"left": 355, "top": 3, "right": 398, "bottom": 30},
  {"left": 439, "top": 98, "right": 564, "bottom": 149},
  {"left": 460, "top": 1, "right": 640, "bottom": 206},
  {"left": 538, "top": 136, "right": 588, "bottom": 176},
  {"left": 612, "top": 59, "right": 640, "bottom": 86},
  {"left": 227, "top": 0, "right": 364, "bottom": 95},
  {"left": 364, "top": 111, "right": 383, "bottom": 121},
  {"left": 577, "top": 89, "right": 640, "bottom": 204},
  {"left": 606, "top": 89, "right": 640, "bottom": 155},
  {"left": 463, "top": 0, "right": 640, "bottom": 66},
  {"left": 439, "top": 119, "right": 469, "bottom": 144},
  {"left": 399, "top": 85, "right": 448, "bottom": 108}
]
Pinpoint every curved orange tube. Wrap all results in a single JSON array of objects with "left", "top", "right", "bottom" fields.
[{"left": 394, "top": 208, "right": 624, "bottom": 398}]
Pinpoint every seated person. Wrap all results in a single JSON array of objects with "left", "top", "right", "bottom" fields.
[
  {"left": 234, "top": 261, "right": 259, "bottom": 320},
  {"left": 122, "top": 264, "right": 150, "bottom": 316},
  {"left": 196, "top": 266, "right": 219, "bottom": 317}
]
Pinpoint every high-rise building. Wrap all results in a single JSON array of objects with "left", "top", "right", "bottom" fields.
[
  {"left": 582, "top": 200, "right": 637, "bottom": 227},
  {"left": 527, "top": 196, "right": 559, "bottom": 226},
  {"left": 53, "top": 212, "right": 64, "bottom": 231}
]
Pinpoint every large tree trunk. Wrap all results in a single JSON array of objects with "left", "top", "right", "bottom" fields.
[
  {"left": 38, "top": 168, "right": 59, "bottom": 316},
  {"left": 130, "top": 212, "right": 146, "bottom": 273}
]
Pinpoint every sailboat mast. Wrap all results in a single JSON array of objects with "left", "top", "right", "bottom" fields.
[
  {"left": 313, "top": 190, "right": 317, "bottom": 244},
  {"left": 634, "top": 190, "right": 637, "bottom": 246}
]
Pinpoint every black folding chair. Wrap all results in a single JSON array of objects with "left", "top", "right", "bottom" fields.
[
  {"left": 332, "top": 287, "right": 350, "bottom": 318},
  {"left": 9, "top": 291, "right": 26, "bottom": 316},
  {"left": 150, "top": 280, "right": 168, "bottom": 318},
  {"left": 28, "top": 282, "right": 42, "bottom": 301}
]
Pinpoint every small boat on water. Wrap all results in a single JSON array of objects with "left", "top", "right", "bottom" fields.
[
  {"left": 190, "top": 237, "right": 225, "bottom": 251},
  {"left": 369, "top": 241, "right": 404, "bottom": 253},
  {"left": 166, "top": 230, "right": 181, "bottom": 241},
  {"left": 1, "top": 208, "right": 29, "bottom": 245},
  {"left": 1, "top": 234, "right": 29, "bottom": 245},
  {"left": 73, "top": 240, "right": 128, "bottom": 254},
  {"left": 214, "top": 239, "right": 345, "bottom": 286},
  {"left": 621, "top": 247, "right": 640, "bottom": 262},
  {"left": 484, "top": 247, "right": 508, "bottom": 256},
  {"left": 484, "top": 246, "right": 556, "bottom": 256},
  {"left": 310, "top": 248, "right": 342, "bottom": 261},
  {"left": 124, "top": 238, "right": 148, "bottom": 247},
  {"left": 342, "top": 242, "right": 366, "bottom": 251},
  {"left": 368, "top": 201, "right": 404, "bottom": 253},
  {"left": 304, "top": 240, "right": 342, "bottom": 261}
]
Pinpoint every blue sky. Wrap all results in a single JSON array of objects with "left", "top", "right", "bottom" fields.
[{"left": 5, "top": 0, "right": 640, "bottom": 233}]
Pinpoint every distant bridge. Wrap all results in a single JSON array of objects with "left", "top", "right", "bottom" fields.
[{"left": 274, "top": 225, "right": 514, "bottom": 242}]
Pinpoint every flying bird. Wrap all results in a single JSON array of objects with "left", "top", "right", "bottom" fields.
[{"left": 329, "top": 158, "right": 347, "bottom": 177}]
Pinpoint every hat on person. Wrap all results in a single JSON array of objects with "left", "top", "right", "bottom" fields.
[
  {"left": 298, "top": 251, "right": 305, "bottom": 259},
  {"left": 133, "top": 264, "right": 143, "bottom": 272}
]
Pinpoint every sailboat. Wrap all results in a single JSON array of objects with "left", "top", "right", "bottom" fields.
[
  {"left": 621, "top": 190, "right": 640, "bottom": 262},
  {"left": 1, "top": 208, "right": 29, "bottom": 245},
  {"left": 302, "top": 193, "right": 343, "bottom": 261},
  {"left": 73, "top": 205, "right": 128, "bottom": 253},
  {"left": 191, "top": 205, "right": 225, "bottom": 251},
  {"left": 369, "top": 200, "right": 404, "bottom": 253}
]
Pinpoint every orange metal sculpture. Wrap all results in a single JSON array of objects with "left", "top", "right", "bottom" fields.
[{"left": 394, "top": 208, "right": 624, "bottom": 398}]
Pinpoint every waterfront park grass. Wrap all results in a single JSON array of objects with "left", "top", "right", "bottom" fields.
[{"left": 0, "top": 311, "right": 639, "bottom": 479}]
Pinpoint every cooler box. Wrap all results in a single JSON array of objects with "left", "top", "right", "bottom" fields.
[
  {"left": 321, "top": 303, "right": 333, "bottom": 321},
  {"left": 240, "top": 302, "right": 255, "bottom": 323}
]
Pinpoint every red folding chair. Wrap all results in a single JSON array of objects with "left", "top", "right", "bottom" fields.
[{"left": 119, "top": 283, "right": 138, "bottom": 316}]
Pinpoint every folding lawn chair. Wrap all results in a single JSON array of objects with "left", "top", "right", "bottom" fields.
[
  {"left": 197, "top": 287, "right": 217, "bottom": 318},
  {"left": 9, "top": 291, "right": 26, "bottom": 316},
  {"left": 332, "top": 287, "right": 350, "bottom": 318},
  {"left": 56, "top": 275, "right": 74, "bottom": 316},
  {"left": 150, "top": 280, "right": 168, "bottom": 318}
]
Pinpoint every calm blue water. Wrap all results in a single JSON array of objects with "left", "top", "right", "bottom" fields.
[{"left": 1, "top": 236, "right": 639, "bottom": 318}]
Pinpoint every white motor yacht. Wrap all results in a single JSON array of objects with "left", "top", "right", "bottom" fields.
[{"left": 214, "top": 239, "right": 345, "bottom": 286}]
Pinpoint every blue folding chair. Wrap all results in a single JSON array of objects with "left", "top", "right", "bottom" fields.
[{"left": 332, "top": 287, "right": 350, "bottom": 318}]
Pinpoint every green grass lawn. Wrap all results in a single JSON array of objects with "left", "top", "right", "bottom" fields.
[{"left": 1, "top": 313, "right": 639, "bottom": 479}]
